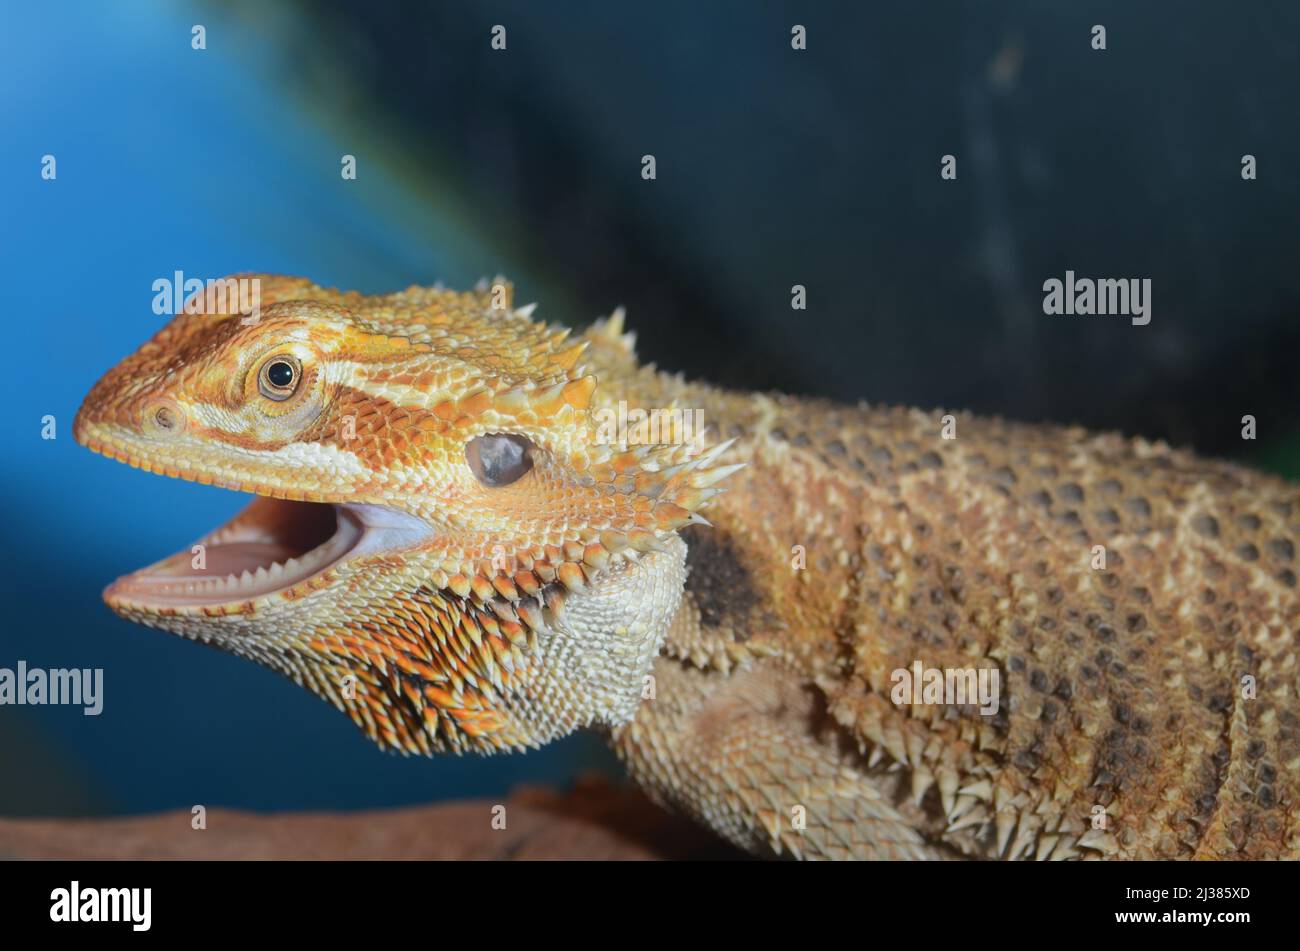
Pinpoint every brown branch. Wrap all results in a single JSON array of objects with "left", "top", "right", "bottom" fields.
[{"left": 0, "top": 775, "right": 741, "bottom": 860}]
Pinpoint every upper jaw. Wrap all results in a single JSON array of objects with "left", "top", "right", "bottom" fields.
[{"left": 75, "top": 422, "right": 372, "bottom": 505}]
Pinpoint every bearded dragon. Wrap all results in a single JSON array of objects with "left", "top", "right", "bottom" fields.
[{"left": 74, "top": 275, "right": 1300, "bottom": 860}]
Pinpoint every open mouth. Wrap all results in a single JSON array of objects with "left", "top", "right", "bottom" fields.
[{"left": 105, "top": 497, "right": 430, "bottom": 611}]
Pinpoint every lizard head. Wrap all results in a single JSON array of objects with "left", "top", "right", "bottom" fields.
[{"left": 75, "top": 275, "right": 736, "bottom": 754}]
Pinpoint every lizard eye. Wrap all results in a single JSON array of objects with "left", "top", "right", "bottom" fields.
[
  {"left": 258, "top": 356, "right": 301, "bottom": 401},
  {"left": 466, "top": 434, "right": 534, "bottom": 487}
]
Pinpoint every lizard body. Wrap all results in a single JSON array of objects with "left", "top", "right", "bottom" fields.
[{"left": 76, "top": 276, "right": 1300, "bottom": 859}]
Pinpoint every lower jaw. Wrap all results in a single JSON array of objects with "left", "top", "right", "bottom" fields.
[{"left": 104, "top": 497, "right": 429, "bottom": 612}]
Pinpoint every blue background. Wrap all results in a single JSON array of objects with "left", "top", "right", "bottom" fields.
[
  {"left": 2, "top": 1, "right": 1298, "bottom": 816},
  {"left": 0, "top": 1, "right": 596, "bottom": 816}
]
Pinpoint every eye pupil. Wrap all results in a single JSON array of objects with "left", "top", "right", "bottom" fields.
[
  {"left": 467, "top": 434, "right": 534, "bottom": 487},
  {"left": 267, "top": 361, "right": 294, "bottom": 387},
  {"left": 257, "top": 356, "right": 302, "bottom": 401}
]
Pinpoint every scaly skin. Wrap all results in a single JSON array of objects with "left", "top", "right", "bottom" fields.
[{"left": 76, "top": 276, "right": 1299, "bottom": 859}]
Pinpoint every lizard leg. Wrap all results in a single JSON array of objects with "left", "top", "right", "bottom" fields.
[{"left": 609, "top": 656, "right": 943, "bottom": 859}]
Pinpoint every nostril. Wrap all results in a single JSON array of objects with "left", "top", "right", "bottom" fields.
[{"left": 142, "top": 399, "right": 186, "bottom": 438}]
